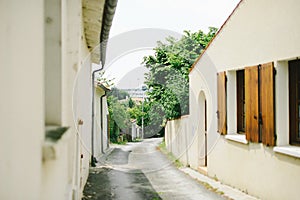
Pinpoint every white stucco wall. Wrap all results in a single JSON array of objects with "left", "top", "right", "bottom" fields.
[
  {"left": 94, "top": 88, "right": 103, "bottom": 157},
  {"left": 102, "top": 96, "right": 109, "bottom": 149},
  {"left": 74, "top": 54, "right": 92, "bottom": 195},
  {"left": 165, "top": 117, "right": 199, "bottom": 169},
  {"left": 94, "top": 88, "right": 110, "bottom": 158},
  {"left": 41, "top": 130, "right": 74, "bottom": 200},
  {"left": 0, "top": 0, "right": 104, "bottom": 199},
  {"left": 0, "top": 1, "right": 44, "bottom": 200},
  {"left": 41, "top": 0, "right": 90, "bottom": 199},
  {"left": 204, "top": 0, "right": 300, "bottom": 70},
  {"left": 188, "top": 0, "right": 300, "bottom": 199}
]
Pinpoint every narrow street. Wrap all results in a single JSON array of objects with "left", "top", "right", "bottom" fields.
[{"left": 82, "top": 138, "right": 224, "bottom": 200}]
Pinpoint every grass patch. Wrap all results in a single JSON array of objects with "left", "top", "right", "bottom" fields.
[
  {"left": 213, "top": 175, "right": 219, "bottom": 182},
  {"left": 132, "top": 138, "right": 143, "bottom": 143},
  {"left": 111, "top": 140, "right": 127, "bottom": 145},
  {"left": 196, "top": 180, "right": 226, "bottom": 197},
  {"left": 157, "top": 141, "right": 183, "bottom": 168}
]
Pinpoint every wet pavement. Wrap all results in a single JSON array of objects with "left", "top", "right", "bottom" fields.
[{"left": 82, "top": 138, "right": 224, "bottom": 200}]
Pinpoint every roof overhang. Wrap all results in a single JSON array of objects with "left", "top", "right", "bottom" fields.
[
  {"left": 82, "top": 0, "right": 118, "bottom": 64},
  {"left": 95, "top": 81, "right": 111, "bottom": 91}
]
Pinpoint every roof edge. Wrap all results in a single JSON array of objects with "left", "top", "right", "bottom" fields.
[
  {"left": 95, "top": 81, "right": 111, "bottom": 91},
  {"left": 189, "top": 0, "right": 244, "bottom": 73},
  {"left": 100, "top": 0, "right": 118, "bottom": 65}
]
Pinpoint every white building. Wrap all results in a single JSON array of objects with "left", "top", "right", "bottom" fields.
[
  {"left": 165, "top": 0, "right": 300, "bottom": 199},
  {"left": 0, "top": 0, "right": 117, "bottom": 199}
]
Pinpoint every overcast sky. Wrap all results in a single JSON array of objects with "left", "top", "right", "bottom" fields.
[
  {"left": 110, "top": 0, "right": 240, "bottom": 36},
  {"left": 104, "top": 0, "right": 240, "bottom": 88}
]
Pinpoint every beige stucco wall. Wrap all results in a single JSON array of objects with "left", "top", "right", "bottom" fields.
[
  {"left": 0, "top": 0, "right": 105, "bottom": 199},
  {"left": 188, "top": 0, "right": 300, "bottom": 199},
  {"left": 0, "top": 1, "right": 44, "bottom": 199},
  {"left": 208, "top": 139, "right": 300, "bottom": 200},
  {"left": 203, "top": 0, "right": 300, "bottom": 70}
]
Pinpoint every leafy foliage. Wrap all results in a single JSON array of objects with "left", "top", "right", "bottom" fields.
[
  {"left": 143, "top": 28, "right": 217, "bottom": 120},
  {"left": 106, "top": 28, "right": 217, "bottom": 141},
  {"left": 128, "top": 100, "right": 165, "bottom": 138},
  {"left": 144, "top": 102, "right": 165, "bottom": 137},
  {"left": 109, "top": 87, "right": 130, "bottom": 100},
  {"left": 96, "top": 71, "right": 115, "bottom": 88},
  {"left": 107, "top": 92, "right": 131, "bottom": 143}
]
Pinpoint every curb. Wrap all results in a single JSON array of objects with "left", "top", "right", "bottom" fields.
[
  {"left": 94, "top": 146, "right": 115, "bottom": 167},
  {"left": 180, "top": 167, "right": 260, "bottom": 200}
]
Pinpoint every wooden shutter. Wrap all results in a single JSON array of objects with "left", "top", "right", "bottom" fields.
[
  {"left": 217, "top": 72, "right": 227, "bottom": 135},
  {"left": 260, "top": 62, "right": 275, "bottom": 146},
  {"left": 245, "top": 66, "right": 259, "bottom": 142}
]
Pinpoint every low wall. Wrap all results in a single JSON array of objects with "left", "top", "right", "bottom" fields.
[{"left": 165, "top": 116, "right": 202, "bottom": 169}]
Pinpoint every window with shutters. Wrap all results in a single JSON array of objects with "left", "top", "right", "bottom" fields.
[
  {"left": 289, "top": 60, "right": 300, "bottom": 146},
  {"left": 237, "top": 70, "right": 245, "bottom": 133},
  {"left": 218, "top": 64, "right": 275, "bottom": 146}
]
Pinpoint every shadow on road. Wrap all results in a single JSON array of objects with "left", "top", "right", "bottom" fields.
[
  {"left": 105, "top": 148, "right": 130, "bottom": 165},
  {"left": 83, "top": 138, "right": 225, "bottom": 200},
  {"left": 83, "top": 167, "right": 162, "bottom": 200}
]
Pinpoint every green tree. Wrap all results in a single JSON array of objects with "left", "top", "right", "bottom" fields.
[
  {"left": 109, "top": 87, "right": 130, "bottom": 100},
  {"left": 107, "top": 95, "right": 131, "bottom": 142},
  {"left": 144, "top": 102, "right": 165, "bottom": 137},
  {"left": 128, "top": 98, "right": 135, "bottom": 108},
  {"left": 128, "top": 100, "right": 149, "bottom": 127},
  {"left": 143, "top": 28, "right": 217, "bottom": 120},
  {"left": 128, "top": 99, "right": 165, "bottom": 138},
  {"left": 96, "top": 71, "right": 115, "bottom": 88}
]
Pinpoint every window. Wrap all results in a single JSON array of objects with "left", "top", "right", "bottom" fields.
[
  {"left": 236, "top": 70, "right": 245, "bottom": 133},
  {"left": 289, "top": 60, "right": 300, "bottom": 146},
  {"left": 218, "top": 62, "right": 275, "bottom": 146}
]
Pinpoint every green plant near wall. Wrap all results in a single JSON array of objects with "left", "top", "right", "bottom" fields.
[{"left": 143, "top": 28, "right": 218, "bottom": 120}]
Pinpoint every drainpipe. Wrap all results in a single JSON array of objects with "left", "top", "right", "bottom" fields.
[
  {"left": 90, "top": 0, "right": 118, "bottom": 167},
  {"left": 91, "top": 64, "right": 103, "bottom": 167},
  {"left": 100, "top": 92, "right": 106, "bottom": 153}
]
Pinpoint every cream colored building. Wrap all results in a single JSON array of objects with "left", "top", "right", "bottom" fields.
[
  {"left": 0, "top": 0, "right": 117, "bottom": 199},
  {"left": 93, "top": 83, "right": 110, "bottom": 160},
  {"left": 165, "top": 0, "right": 300, "bottom": 199}
]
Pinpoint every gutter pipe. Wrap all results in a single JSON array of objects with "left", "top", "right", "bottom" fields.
[
  {"left": 91, "top": 0, "right": 118, "bottom": 167},
  {"left": 100, "top": 92, "right": 106, "bottom": 154},
  {"left": 91, "top": 66, "right": 103, "bottom": 167}
]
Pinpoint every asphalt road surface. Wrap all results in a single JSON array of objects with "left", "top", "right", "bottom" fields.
[{"left": 82, "top": 138, "right": 224, "bottom": 200}]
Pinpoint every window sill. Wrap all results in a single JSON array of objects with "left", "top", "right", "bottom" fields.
[
  {"left": 273, "top": 146, "right": 300, "bottom": 159},
  {"left": 43, "top": 126, "right": 69, "bottom": 161},
  {"left": 225, "top": 134, "right": 248, "bottom": 144}
]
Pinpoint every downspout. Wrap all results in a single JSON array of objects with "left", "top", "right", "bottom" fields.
[
  {"left": 100, "top": 92, "right": 106, "bottom": 153},
  {"left": 91, "top": 0, "right": 118, "bottom": 167},
  {"left": 91, "top": 65, "right": 103, "bottom": 167}
]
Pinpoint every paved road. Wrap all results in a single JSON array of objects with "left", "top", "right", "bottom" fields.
[{"left": 83, "top": 138, "right": 224, "bottom": 200}]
